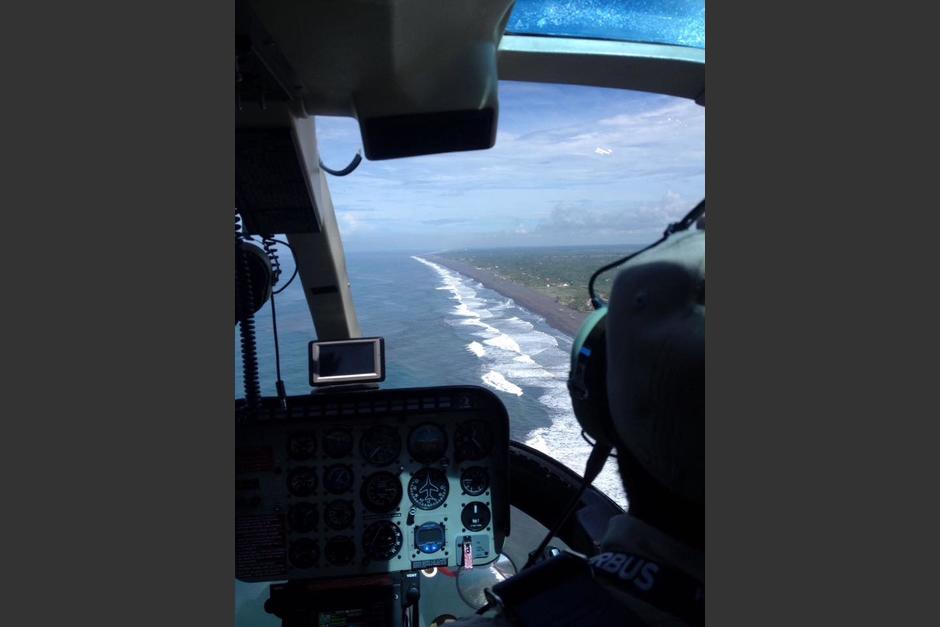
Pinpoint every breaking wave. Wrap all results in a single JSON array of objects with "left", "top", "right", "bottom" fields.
[
  {"left": 466, "top": 341, "right": 486, "bottom": 357},
  {"left": 412, "top": 256, "right": 627, "bottom": 507},
  {"left": 481, "top": 371, "right": 523, "bottom": 396}
]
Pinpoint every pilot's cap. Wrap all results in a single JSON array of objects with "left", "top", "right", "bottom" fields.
[{"left": 606, "top": 229, "right": 705, "bottom": 505}]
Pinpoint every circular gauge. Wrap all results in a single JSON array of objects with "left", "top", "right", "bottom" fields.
[
  {"left": 324, "top": 500, "right": 355, "bottom": 530},
  {"left": 454, "top": 420, "right": 494, "bottom": 461},
  {"left": 360, "top": 425, "right": 401, "bottom": 466},
  {"left": 408, "top": 467, "right": 450, "bottom": 510},
  {"left": 289, "top": 538, "right": 319, "bottom": 569},
  {"left": 414, "top": 522, "right": 446, "bottom": 554},
  {"left": 287, "top": 467, "right": 317, "bottom": 497},
  {"left": 362, "top": 520, "right": 403, "bottom": 561},
  {"left": 361, "top": 471, "right": 403, "bottom": 513},
  {"left": 325, "top": 536, "right": 356, "bottom": 565},
  {"left": 287, "top": 432, "right": 317, "bottom": 460},
  {"left": 323, "top": 464, "right": 354, "bottom": 494},
  {"left": 460, "top": 466, "right": 489, "bottom": 496},
  {"left": 323, "top": 428, "right": 353, "bottom": 458},
  {"left": 288, "top": 502, "right": 318, "bottom": 533},
  {"left": 407, "top": 423, "right": 448, "bottom": 463},
  {"left": 461, "top": 501, "right": 491, "bottom": 532}
]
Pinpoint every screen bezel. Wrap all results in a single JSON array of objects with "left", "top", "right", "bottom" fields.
[{"left": 308, "top": 337, "right": 385, "bottom": 386}]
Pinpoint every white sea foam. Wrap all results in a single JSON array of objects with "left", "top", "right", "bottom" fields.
[
  {"left": 525, "top": 392, "right": 628, "bottom": 507},
  {"left": 481, "top": 371, "right": 523, "bottom": 396},
  {"left": 454, "top": 303, "right": 478, "bottom": 317},
  {"left": 484, "top": 334, "right": 522, "bottom": 354},
  {"left": 412, "top": 255, "right": 628, "bottom": 508},
  {"left": 503, "top": 316, "right": 534, "bottom": 332}
]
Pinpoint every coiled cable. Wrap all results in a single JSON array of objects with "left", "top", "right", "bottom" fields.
[
  {"left": 235, "top": 211, "right": 261, "bottom": 412},
  {"left": 262, "top": 236, "right": 288, "bottom": 407}
]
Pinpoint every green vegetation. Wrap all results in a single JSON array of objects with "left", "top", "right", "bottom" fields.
[{"left": 438, "top": 245, "right": 641, "bottom": 313}]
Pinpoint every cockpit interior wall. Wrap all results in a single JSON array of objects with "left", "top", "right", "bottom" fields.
[{"left": 244, "top": 0, "right": 515, "bottom": 159}]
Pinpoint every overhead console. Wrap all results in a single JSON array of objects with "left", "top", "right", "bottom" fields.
[
  {"left": 240, "top": 0, "right": 515, "bottom": 160},
  {"left": 236, "top": 386, "right": 510, "bottom": 583}
]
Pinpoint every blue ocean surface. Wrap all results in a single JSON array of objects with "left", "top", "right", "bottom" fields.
[
  {"left": 236, "top": 249, "right": 626, "bottom": 502},
  {"left": 235, "top": 250, "right": 626, "bottom": 624}
]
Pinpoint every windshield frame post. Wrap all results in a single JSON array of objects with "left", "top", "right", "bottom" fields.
[{"left": 287, "top": 112, "right": 363, "bottom": 341}]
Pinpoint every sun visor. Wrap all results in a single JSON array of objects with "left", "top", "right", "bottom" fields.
[
  {"left": 359, "top": 109, "right": 495, "bottom": 160},
  {"left": 246, "top": 0, "right": 514, "bottom": 160}
]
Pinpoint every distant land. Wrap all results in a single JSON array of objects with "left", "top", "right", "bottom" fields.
[{"left": 429, "top": 245, "right": 641, "bottom": 337}]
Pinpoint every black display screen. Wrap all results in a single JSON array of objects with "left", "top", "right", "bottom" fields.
[
  {"left": 416, "top": 526, "right": 445, "bottom": 544},
  {"left": 318, "top": 342, "right": 377, "bottom": 377},
  {"left": 309, "top": 338, "right": 385, "bottom": 385}
]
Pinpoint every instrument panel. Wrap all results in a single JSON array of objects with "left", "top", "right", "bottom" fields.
[{"left": 236, "top": 386, "right": 510, "bottom": 582}]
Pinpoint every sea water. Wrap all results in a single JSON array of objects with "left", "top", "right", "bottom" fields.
[
  {"left": 236, "top": 250, "right": 626, "bottom": 505},
  {"left": 235, "top": 250, "right": 627, "bottom": 624}
]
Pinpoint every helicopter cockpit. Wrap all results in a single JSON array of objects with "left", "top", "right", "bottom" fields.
[{"left": 235, "top": 1, "right": 704, "bottom": 625}]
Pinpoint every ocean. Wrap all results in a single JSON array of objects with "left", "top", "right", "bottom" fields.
[
  {"left": 235, "top": 250, "right": 627, "bottom": 624},
  {"left": 236, "top": 250, "right": 627, "bottom": 506}
]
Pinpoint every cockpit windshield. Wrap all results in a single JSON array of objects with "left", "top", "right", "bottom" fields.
[
  {"left": 505, "top": 0, "right": 705, "bottom": 48},
  {"left": 236, "top": 81, "right": 705, "bottom": 509}
]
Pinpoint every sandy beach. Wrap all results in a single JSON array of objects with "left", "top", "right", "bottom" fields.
[{"left": 426, "top": 255, "right": 589, "bottom": 338}]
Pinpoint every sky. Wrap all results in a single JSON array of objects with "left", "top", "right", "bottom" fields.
[{"left": 316, "top": 80, "right": 705, "bottom": 252}]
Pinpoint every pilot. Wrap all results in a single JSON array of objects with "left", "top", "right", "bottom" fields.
[{"left": 453, "top": 226, "right": 705, "bottom": 626}]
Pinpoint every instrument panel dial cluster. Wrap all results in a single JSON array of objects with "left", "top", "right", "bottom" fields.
[{"left": 235, "top": 388, "right": 509, "bottom": 582}]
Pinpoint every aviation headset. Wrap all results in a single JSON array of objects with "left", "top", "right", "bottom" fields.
[
  {"left": 566, "top": 201, "right": 706, "bottom": 471},
  {"left": 567, "top": 306, "right": 619, "bottom": 447}
]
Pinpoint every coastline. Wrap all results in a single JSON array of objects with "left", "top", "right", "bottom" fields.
[{"left": 426, "top": 255, "right": 589, "bottom": 338}]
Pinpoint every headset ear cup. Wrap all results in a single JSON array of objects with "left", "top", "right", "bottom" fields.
[
  {"left": 235, "top": 241, "right": 273, "bottom": 323},
  {"left": 568, "top": 310, "right": 620, "bottom": 448}
]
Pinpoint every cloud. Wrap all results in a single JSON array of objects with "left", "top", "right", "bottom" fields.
[
  {"left": 421, "top": 218, "right": 471, "bottom": 225},
  {"left": 336, "top": 212, "right": 376, "bottom": 235},
  {"left": 335, "top": 204, "right": 378, "bottom": 212},
  {"left": 317, "top": 83, "right": 704, "bottom": 248},
  {"left": 533, "top": 191, "right": 694, "bottom": 238},
  {"left": 325, "top": 96, "right": 702, "bottom": 195}
]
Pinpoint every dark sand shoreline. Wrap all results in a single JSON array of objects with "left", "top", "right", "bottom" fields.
[{"left": 426, "top": 255, "right": 588, "bottom": 338}]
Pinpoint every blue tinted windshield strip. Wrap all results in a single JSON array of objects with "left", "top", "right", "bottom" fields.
[
  {"left": 499, "top": 35, "right": 705, "bottom": 66},
  {"left": 506, "top": 0, "right": 705, "bottom": 49}
]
